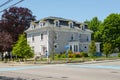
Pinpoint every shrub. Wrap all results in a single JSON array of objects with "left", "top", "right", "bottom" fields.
[
  {"left": 61, "top": 53, "right": 66, "bottom": 58},
  {"left": 68, "top": 50, "right": 73, "bottom": 54},
  {"left": 74, "top": 52, "right": 81, "bottom": 58},
  {"left": 118, "top": 53, "right": 120, "bottom": 57},
  {"left": 80, "top": 52, "right": 88, "bottom": 57},
  {"left": 68, "top": 53, "right": 75, "bottom": 58},
  {"left": 55, "top": 52, "right": 67, "bottom": 58}
]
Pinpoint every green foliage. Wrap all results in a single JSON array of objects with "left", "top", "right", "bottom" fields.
[
  {"left": 102, "top": 13, "right": 120, "bottom": 51},
  {"left": 68, "top": 53, "right": 75, "bottom": 58},
  {"left": 89, "top": 40, "right": 96, "bottom": 57},
  {"left": 87, "top": 17, "right": 101, "bottom": 32},
  {"left": 55, "top": 51, "right": 88, "bottom": 58},
  {"left": 68, "top": 50, "right": 73, "bottom": 54},
  {"left": 118, "top": 53, "right": 120, "bottom": 57},
  {"left": 74, "top": 52, "right": 81, "bottom": 58},
  {"left": 12, "top": 34, "right": 34, "bottom": 59},
  {"left": 103, "top": 43, "right": 112, "bottom": 57},
  {"left": 94, "top": 31, "right": 102, "bottom": 42},
  {"left": 84, "top": 17, "right": 102, "bottom": 40},
  {"left": 80, "top": 52, "right": 88, "bottom": 57}
]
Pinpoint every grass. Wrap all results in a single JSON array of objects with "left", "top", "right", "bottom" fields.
[{"left": 0, "top": 56, "right": 120, "bottom": 64}]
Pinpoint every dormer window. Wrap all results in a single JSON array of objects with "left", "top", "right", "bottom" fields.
[
  {"left": 31, "top": 25, "right": 35, "bottom": 29},
  {"left": 69, "top": 22, "right": 74, "bottom": 28},
  {"left": 39, "top": 22, "right": 45, "bottom": 27},
  {"left": 30, "top": 22, "right": 36, "bottom": 29},
  {"left": 82, "top": 25, "right": 85, "bottom": 30},
  {"left": 54, "top": 20, "right": 59, "bottom": 27}
]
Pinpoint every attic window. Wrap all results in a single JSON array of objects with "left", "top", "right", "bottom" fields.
[
  {"left": 54, "top": 20, "right": 59, "bottom": 27},
  {"left": 82, "top": 25, "right": 85, "bottom": 30},
  {"left": 31, "top": 25, "right": 35, "bottom": 29},
  {"left": 69, "top": 22, "right": 74, "bottom": 28},
  {"left": 39, "top": 22, "right": 45, "bottom": 27}
]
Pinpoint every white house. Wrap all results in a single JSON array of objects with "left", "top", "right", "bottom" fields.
[{"left": 25, "top": 16, "right": 100, "bottom": 56}]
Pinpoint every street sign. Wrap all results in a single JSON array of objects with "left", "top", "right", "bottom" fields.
[{"left": 65, "top": 45, "right": 69, "bottom": 49}]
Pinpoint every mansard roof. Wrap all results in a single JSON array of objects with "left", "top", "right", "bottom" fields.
[{"left": 36, "top": 16, "right": 86, "bottom": 25}]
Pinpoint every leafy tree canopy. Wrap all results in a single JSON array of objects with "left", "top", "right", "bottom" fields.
[
  {"left": 0, "top": 31, "right": 13, "bottom": 52},
  {"left": 89, "top": 40, "right": 96, "bottom": 57},
  {"left": 12, "top": 34, "right": 34, "bottom": 59},
  {"left": 0, "top": 7, "right": 35, "bottom": 42},
  {"left": 84, "top": 17, "right": 101, "bottom": 32},
  {"left": 102, "top": 13, "right": 120, "bottom": 50},
  {"left": 103, "top": 43, "right": 112, "bottom": 57}
]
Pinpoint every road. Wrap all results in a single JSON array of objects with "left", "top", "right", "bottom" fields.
[{"left": 0, "top": 60, "right": 120, "bottom": 80}]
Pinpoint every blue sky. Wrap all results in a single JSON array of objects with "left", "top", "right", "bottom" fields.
[{"left": 0, "top": 0, "right": 120, "bottom": 22}]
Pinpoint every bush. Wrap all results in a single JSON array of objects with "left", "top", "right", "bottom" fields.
[
  {"left": 74, "top": 52, "right": 81, "bottom": 58},
  {"left": 118, "top": 53, "right": 120, "bottom": 57},
  {"left": 68, "top": 53, "right": 75, "bottom": 58},
  {"left": 68, "top": 50, "right": 73, "bottom": 54},
  {"left": 55, "top": 52, "right": 67, "bottom": 58},
  {"left": 80, "top": 52, "right": 88, "bottom": 57},
  {"left": 61, "top": 53, "right": 66, "bottom": 58},
  {"left": 75, "top": 53, "right": 81, "bottom": 58}
]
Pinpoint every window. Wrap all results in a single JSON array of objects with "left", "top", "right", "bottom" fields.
[
  {"left": 54, "top": 45, "right": 57, "bottom": 48},
  {"left": 69, "top": 22, "right": 74, "bottom": 28},
  {"left": 82, "top": 25, "right": 85, "bottom": 30},
  {"left": 54, "top": 32, "right": 58, "bottom": 40},
  {"left": 54, "top": 20, "right": 59, "bottom": 27},
  {"left": 32, "top": 46, "right": 34, "bottom": 53},
  {"left": 54, "top": 44, "right": 59, "bottom": 49},
  {"left": 76, "top": 45, "right": 78, "bottom": 52},
  {"left": 70, "top": 45, "right": 72, "bottom": 51},
  {"left": 74, "top": 45, "right": 76, "bottom": 52},
  {"left": 32, "top": 35, "right": 34, "bottom": 42},
  {"left": 79, "top": 34, "right": 81, "bottom": 41},
  {"left": 87, "top": 36, "right": 89, "bottom": 41},
  {"left": 41, "top": 34, "right": 43, "bottom": 40},
  {"left": 39, "top": 22, "right": 45, "bottom": 27},
  {"left": 71, "top": 34, "right": 74, "bottom": 40},
  {"left": 31, "top": 25, "right": 35, "bottom": 29}
]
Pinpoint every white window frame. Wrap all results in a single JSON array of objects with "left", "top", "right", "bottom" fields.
[
  {"left": 32, "top": 35, "right": 34, "bottom": 42},
  {"left": 54, "top": 43, "right": 59, "bottom": 49},
  {"left": 54, "top": 20, "right": 59, "bottom": 27},
  {"left": 71, "top": 34, "right": 74, "bottom": 40},
  {"left": 69, "top": 22, "right": 74, "bottom": 28},
  {"left": 54, "top": 32, "right": 58, "bottom": 40},
  {"left": 40, "top": 34, "right": 43, "bottom": 40}
]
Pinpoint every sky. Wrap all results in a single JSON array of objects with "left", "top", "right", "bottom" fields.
[{"left": 0, "top": 0, "right": 120, "bottom": 22}]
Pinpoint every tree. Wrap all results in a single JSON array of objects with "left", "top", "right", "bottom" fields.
[
  {"left": 103, "top": 43, "right": 112, "bottom": 57},
  {"left": 102, "top": 13, "right": 120, "bottom": 51},
  {"left": 12, "top": 34, "right": 34, "bottom": 59},
  {"left": 0, "top": 7, "right": 35, "bottom": 42},
  {"left": 0, "top": 31, "right": 13, "bottom": 60},
  {"left": 89, "top": 40, "right": 96, "bottom": 57},
  {"left": 0, "top": 31, "right": 13, "bottom": 52},
  {"left": 84, "top": 17, "right": 101, "bottom": 40}
]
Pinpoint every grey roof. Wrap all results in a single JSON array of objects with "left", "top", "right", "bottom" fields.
[{"left": 37, "top": 16, "right": 85, "bottom": 25}]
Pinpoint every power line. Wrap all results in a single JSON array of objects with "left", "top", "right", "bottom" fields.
[
  {"left": 0, "top": 0, "right": 24, "bottom": 13},
  {"left": 0, "top": 0, "right": 13, "bottom": 8}
]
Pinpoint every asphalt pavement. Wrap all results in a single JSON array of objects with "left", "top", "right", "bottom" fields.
[{"left": 0, "top": 59, "right": 120, "bottom": 80}]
